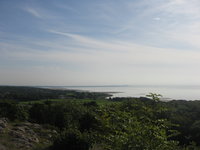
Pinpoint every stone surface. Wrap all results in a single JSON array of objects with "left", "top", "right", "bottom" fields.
[
  {"left": 0, "top": 119, "right": 57, "bottom": 150},
  {"left": 0, "top": 118, "right": 7, "bottom": 128},
  {"left": 0, "top": 143, "right": 7, "bottom": 150}
]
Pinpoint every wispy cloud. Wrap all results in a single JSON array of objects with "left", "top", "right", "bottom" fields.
[
  {"left": 23, "top": 7, "right": 43, "bottom": 18},
  {"left": 2, "top": 0, "right": 200, "bottom": 85},
  {"left": 165, "top": 0, "right": 200, "bottom": 16},
  {"left": 114, "top": 0, "right": 200, "bottom": 49},
  {"left": 2, "top": 30, "right": 200, "bottom": 85},
  {"left": 48, "top": 30, "right": 132, "bottom": 52},
  {"left": 22, "top": 6, "right": 61, "bottom": 20},
  {"left": 153, "top": 17, "right": 161, "bottom": 21},
  {"left": 55, "top": 3, "right": 80, "bottom": 14},
  {"left": 2, "top": 31, "right": 200, "bottom": 66}
]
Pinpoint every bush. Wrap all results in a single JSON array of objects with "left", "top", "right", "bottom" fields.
[
  {"left": 0, "top": 100, "right": 28, "bottom": 121},
  {"left": 79, "top": 112, "right": 100, "bottom": 132},
  {"left": 51, "top": 129, "right": 90, "bottom": 150},
  {"left": 29, "top": 101, "right": 86, "bottom": 129}
]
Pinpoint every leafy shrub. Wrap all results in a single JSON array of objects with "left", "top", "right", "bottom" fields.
[
  {"left": 51, "top": 129, "right": 90, "bottom": 150},
  {"left": 29, "top": 101, "right": 86, "bottom": 129},
  {"left": 79, "top": 112, "right": 101, "bottom": 132},
  {"left": 0, "top": 100, "right": 28, "bottom": 120}
]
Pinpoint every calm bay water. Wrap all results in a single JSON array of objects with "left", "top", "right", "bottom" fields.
[{"left": 47, "top": 85, "right": 200, "bottom": 101}]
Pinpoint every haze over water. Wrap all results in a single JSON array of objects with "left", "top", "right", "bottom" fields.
[{"left": 50, "top": 85, "right": 200, "bottom": 101}]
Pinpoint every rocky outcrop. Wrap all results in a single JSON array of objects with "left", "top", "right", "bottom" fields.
[
  {"left": 0, "top": 118, "right": 8, "bottom": 133},
  {"left": 0, "top": 143, "right": 7, "bottom": 150},
  {"left": 0, "top": 118, "right": 57, "bottom": 150}
]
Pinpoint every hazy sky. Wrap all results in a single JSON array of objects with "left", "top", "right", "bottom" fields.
[{"left": 1, "top": 0, "right": 200, "bottom": 86}]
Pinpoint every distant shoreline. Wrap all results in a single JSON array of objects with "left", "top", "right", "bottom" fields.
[
  {"left": 1, "top": 85, "right": 200, "bottom": 100},
  {"left": 39, "top": 85, "right": 200, "bottom": 101}
]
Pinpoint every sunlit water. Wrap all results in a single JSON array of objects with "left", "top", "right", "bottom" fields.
[{"left": 44, "top": 85, "right": 200, "bottom": 101}]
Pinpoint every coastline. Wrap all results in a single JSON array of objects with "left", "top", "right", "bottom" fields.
[{"left": 40, "top": 85, "right": 200, "bottom": 101}]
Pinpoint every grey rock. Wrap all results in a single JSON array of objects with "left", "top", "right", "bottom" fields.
[
  {"left": 27, "top": 136, "right": 39, "bottom": 143},
  {"left": 0, "top": 118, "right": 7, "bottom": 128},
  {"left": 0, "top": 143, "right": 7, "bottom": 150},
  {"left": 32, "top": 123, "right": 41, "bottom": 129},
  {"left": 9, "top": 130, "right": 26, "bottom": 139},
  {"left": 12, "top": 138, "right": 29, "bottom": 145},
  {"left": 0, "top": 127, "right": 4, "bottom": 133},
  {"left": 52, "top": 130, "right": 57, "bottom": 134},
  {"left": 12, "top": 126, "right": 26, "bottom": 133},
  {"left": 26, "top": 129, "right": 35, "bottom": 135},
  {"left": 20, "top": 122, "right": 32, "bottom": 127}
]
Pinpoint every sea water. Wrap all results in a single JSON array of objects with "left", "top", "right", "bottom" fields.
[{"left": 46, "top": 85, "right": 200, "bottom": 101}]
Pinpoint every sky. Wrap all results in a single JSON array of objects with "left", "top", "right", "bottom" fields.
[{"left": 1, "top": 0, "right": 200, "bottom": 86}]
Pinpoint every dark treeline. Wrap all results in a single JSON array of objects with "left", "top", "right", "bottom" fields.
[
  {"left": 0, "top": 87, "right": 200, "bottom": 149},
  {"left": 0, "top": 86, "right": 109, "bottom": 101},
  {"left": 164, "top": 100, "right": 200, "bottom": 146}
]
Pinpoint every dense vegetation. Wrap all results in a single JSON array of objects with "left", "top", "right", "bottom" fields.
[
  {"left": 0, "top": 86, "right": 110, "bottom": 101},
  {"left": 0, "top": 86, "right": 200, "bottom": 149}
]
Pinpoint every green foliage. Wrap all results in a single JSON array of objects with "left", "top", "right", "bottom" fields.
[
  {"left": 0, "top": 86, "right": 109, "bottom": 101},
  {"left": 146, "top": 93, "right": 162, "bottom": 102},
  {"left": 90, "top": 99, "right": 179, "bottom": 150},
  {"left": 29, "top": 101, "right": 86, "bottom": 129},
  {"left": 165, "top": 100, "right": 200, "bottom": 146},
  {"left": 83, "top": 101, "right": 98, "bottom": 107},
  {"left": 51, "top": 129, "right": 90, "bottom": 150},
  {"left": 0, "top": 100, "right": 28, "bottom": 120},
  {"left": 27, "top": 93, "right": 180, "bottom": 150},
  {"left": 79, "top": 112, "right": 101, "bottom": 132},
  {"left": 3, "top": 87, "right": 200, "bottom": 149}
]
